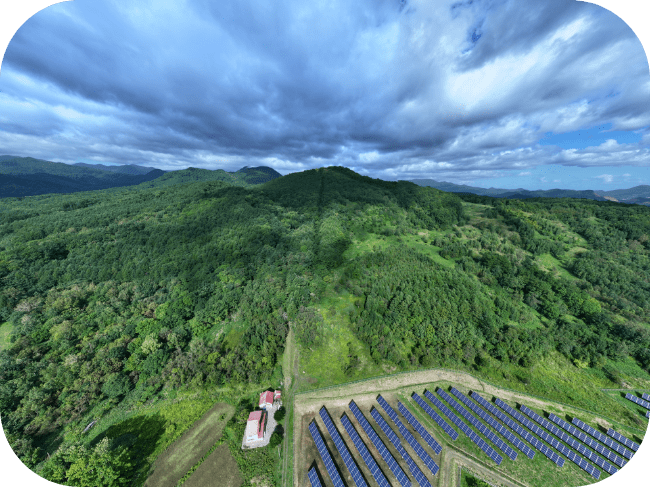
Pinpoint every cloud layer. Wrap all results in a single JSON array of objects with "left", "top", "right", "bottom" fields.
[{"left": 0, "top": 0, "right": 649, "bottom": 186}]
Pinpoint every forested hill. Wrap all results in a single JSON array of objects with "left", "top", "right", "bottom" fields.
[
  {"left": 0, "top": 156, "right": 282, "bottom": 197},
  {"left": 1, "top": 166, "right": 650, "bottom": 485}
]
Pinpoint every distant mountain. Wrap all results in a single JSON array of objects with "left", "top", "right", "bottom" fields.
[
  {"left": 73, "top": 162, "right": 159, "bottom": 175},
  {"left": 134, "top": 166, "right": 282, "bottom": 190},
  {"left": 0, "top": 156, "right": 282, "bottom": 197},
  {"left": 0, "top": 156, "right": 164, "bottom": 198},
  {"left": 405, "top": 178, "right": 646, "bottom": 203}
]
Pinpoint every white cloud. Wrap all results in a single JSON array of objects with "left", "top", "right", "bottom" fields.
[
  {"left": 518, "top": 171, "right": 532, "bottom": 176},
  {"left": 595, "top": 174, "right": 614, "bottom": 183}
]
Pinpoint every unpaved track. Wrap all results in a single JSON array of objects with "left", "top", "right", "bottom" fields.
[
  {"left": 295, "top": 369, "right": 578, "bottom": 417},
  {"left": 282, "top": 328, "right": 297, "bottom": 487},
  {"left": 442, "top": 447, "right": 527, "bottom": 487}
]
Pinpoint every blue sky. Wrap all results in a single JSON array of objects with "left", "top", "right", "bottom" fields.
[{"left": 0, "top": 0, "right": 649, "bottom": 190}]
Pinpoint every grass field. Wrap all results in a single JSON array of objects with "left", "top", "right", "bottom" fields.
[
  {"left": 0, "top": 321, "right": 12, "bottom": 351},
  {"left": 144, "top": 402, "right": 234, "bottom": 487},
  {"left": 183, "top": 444, "right": 242, "bottom": 487}
]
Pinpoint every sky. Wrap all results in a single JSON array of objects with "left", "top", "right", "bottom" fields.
[{"left": 0, "top": 1, "right": 649, "bottom": 192}]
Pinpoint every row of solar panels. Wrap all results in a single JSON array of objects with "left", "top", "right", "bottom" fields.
[
  {"left": 625, "top": 392, "right": 650, "bottom": 411},
  {"left": 308, "top": 398, "right": 445, "bottom": 487}
]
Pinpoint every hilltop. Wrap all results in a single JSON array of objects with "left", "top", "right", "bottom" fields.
[{"left": 0, "top": 166, "right": 648, "bottom": 486}]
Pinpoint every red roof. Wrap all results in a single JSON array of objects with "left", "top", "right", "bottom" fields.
[
  {"left": 259, "top": 391, "right": 274, "bottom": 406},
  {"left": 258, "top": 412, "right": 266, "bottom": 439},
  {"left": 274, "top": 390, "right": 281, "bottom": 398},
  {"left": 248, "top": 410, "right": 262, "bottom": 422}
]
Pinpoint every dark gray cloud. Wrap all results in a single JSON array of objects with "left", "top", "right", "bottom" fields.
[{"left": 0, "top": 0, "right": 648, "bottom": 185}]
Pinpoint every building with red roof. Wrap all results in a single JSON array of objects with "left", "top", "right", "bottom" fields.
[
  {"left": 245, "top": 410, "right": 266, "bottom": 442},
  {"left": 259, "top": 391, "right": 274, "bottom": 409}
]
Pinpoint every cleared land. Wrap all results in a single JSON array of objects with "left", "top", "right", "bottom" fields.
[
  {"left": 183, "top": 444, "right": 243, "bottom": 487},
  {"left": 294, "top": 369, "right": 647, "bottom": 487},
  {"left": 144, "top": 402, "right": 234, "bottom": 487},
  {"left": 0, "top": 322, "right": 12, "bottom": 351}
]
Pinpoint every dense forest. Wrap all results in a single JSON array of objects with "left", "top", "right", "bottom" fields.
[{"left": 1, "top": 166, "right": 649, "bottom": 485}]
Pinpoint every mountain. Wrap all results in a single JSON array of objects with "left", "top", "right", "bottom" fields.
[
  {"left": 0, "top": 156, "right": 282, "bottom": 197},
  {"left": 0, "top": 156, "right": 164, "bottom": 198},
  {"left": 407, "top": 178, "right": 643, "bottom": 203},
  {"left": 1, "top": 166, "right": 649, "bottom": 486},
  {"left": 73, "top": 162, "right": 160, "bottom": 175}
]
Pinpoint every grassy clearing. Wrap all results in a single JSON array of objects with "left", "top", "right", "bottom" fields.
[
  {"left": 536, "top": 253, "right": 575, "bottom": 281},
  {"left": 298, "top": 290, "right": 383, "bottom": 391},
  {"left": 144, "top": 403, "right": 234, "bottom": 487},
  {"left": 460, "top": 468, "right": 491, "bottom": 487},
  {"left": 0, "top": 321, "right": 12, "bottom": 351},
  {"left": 183, "top": 444, "right": 243, "bottom": 487}
]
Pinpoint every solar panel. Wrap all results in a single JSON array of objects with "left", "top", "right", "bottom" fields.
[
  {"left": 377, "top": 396, "right": 440, "bottom": 476},
  {"left": 642, "top": 392, "right": 650, "bottom": 402},
  {"left": 571, "top": 418, "right": 634, "bottom": 461},
  {"left": 308, "top": 466, "right": 323, "bottom": 487},
  {"left": 519, "top": 405, "right": 603, "bottom": 479},
  {"left": 646, "top": 410, "right": 650, "bottom": 419},
  {"left": 625, "top": 393, "right": 650, "bottom": 411},
  {"left": 412, "top": 392, "right": 459, "bottom": 440},
  {"left": 438, "top": 388, "right": 518, "bottom": 461},
  {"left": 607, "top": 428, "right": 640, "bottom": 452},
  {"left": 349, "top": 400, "right": 412, "bottom": 487},
  {"left": 468, "top": 392, "right": 564, "bottom": 467},
  {"left": 424, "top": 390, "right": 502, "bottom": 465},
  {"left": 371, "top": 408, "right": 432, "bottom": 487},
  {"left": 451, "top": 388, "right": 535, "bottom": 460},
  {"left": 398, "top": 401, "right": 443, "bottom": 455},
  {"left": 309, "top": 421, "right": 346, "bottom": 487},
  {"left": 341, "top": 414, "right": 391, "bottom": 487},
  {"left": 549, "top": 413, "right": 625, "bottom": 475},
  {"left": 319, "top": 407, "right": 368, "bottom": 487}
]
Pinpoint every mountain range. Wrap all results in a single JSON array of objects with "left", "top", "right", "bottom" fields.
[{"left": 407, "top": 178, "right": 650, "bottom": 205}]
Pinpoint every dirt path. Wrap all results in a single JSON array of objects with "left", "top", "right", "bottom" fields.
[
  {"left": 281, "top": 327, "right": 297, "bottom": 487},
  {"left": 442, "top": 447, "right": 527, "bottom": 487},
  {"left": 295, "top": 369, "right": 582, "bottom": 418}
]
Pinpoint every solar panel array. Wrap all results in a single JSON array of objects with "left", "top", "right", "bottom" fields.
[
  {"left": 520, "top": 406, "right": 611, "bottom": 477},
  {"left": 424, "top": 390, "right": 503, "bottom": 465},
  {"left": 412, "top": 393, "right": 459, "bottom": 440},
  {"left": 398, "top": 401, "right": 443, "bottom": 455},
  {"left": 349, "top": 400, "right": 412, "bottom": 487},
  {"left": 309, "top": 421, "right": 346, "bottom": 487},
  {"left": 308, "top": 466, "right": 323, "bottom": 487},
  {"left": 643, "top": 392, "right": 650, "bottom": 402},
  {"left": 451, "top": 388, "right": 535, "bottom": 460},
  {"left": 548, "top": 413, "right": 627, "bottom": 469},
  {"left": 371, "top": 408, "right": 432, "bottom": 487},
  {"left": 625, "top": 392, "right": 650, "bottom": 410},
  {"left": 607, "top": 428, "right": 640, "bottom": 452},
  {"left": 377, "top": 396, "right": 440, "bottom": 476},
  {"left": 469, "top": 392, "right": 564, "bottom": 466},
  {"left": 438, "top": 388, "right": 517, "bottom": 461},
  {"left": 341, "top": 414, "right": 391, "bottom": 487},
  {"left": 571, "top": 418, "right": 634, "bottom": 460},
  {"left": 647, "top": 410, "right": 650, "bottom": 419},
  {"left": 319, "top": 407, "right": 368, "bottom": 487},
  {"left": 486, "top": 395, "right": 568, "bottom": 468},
  {"left": 497, "top": 401, "right": 600, "bottom": 480}
]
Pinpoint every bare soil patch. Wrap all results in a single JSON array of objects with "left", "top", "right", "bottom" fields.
[
  {"left": 144, "top": 402, "right": 234, "bottom": 487},
  {"left": 183, "top": 444, "right": 243, "bottom": 487}
]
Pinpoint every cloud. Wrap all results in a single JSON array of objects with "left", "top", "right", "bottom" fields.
[
  {"left": 518, "top": 171, "right": 532, "bottom": 176},
  {"left": 595, "top": 174, "right": 615, "bottom": 183},
  {"left": 0, "top": 0, "right": 648, "bottom": 185}
]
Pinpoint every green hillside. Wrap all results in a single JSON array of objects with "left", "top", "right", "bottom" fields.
[{"left": 0, "top": 166, "right": 649, "bottom": 486}]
